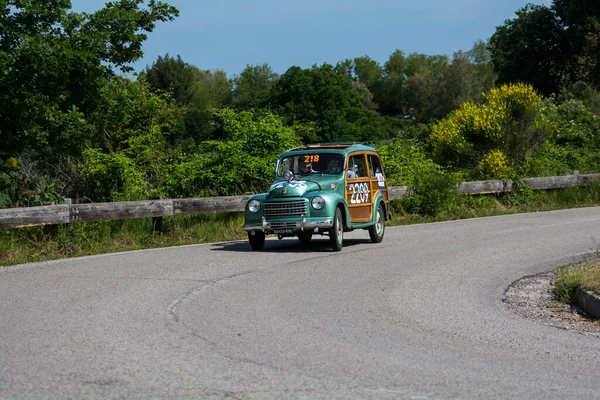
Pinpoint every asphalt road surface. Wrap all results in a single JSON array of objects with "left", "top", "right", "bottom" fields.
[{"left": 2, "top": 207, "right": 600, "bottom": 399}]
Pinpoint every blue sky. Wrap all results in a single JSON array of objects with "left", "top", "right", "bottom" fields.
[{"left": 71, "top": 0, "right": 551, "bottom": 77}]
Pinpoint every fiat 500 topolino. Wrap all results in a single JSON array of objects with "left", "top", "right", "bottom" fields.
[{"left": 243, "top": 143, "right": 390, "bottom": 251}]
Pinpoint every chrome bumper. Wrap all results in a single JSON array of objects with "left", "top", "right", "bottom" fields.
[{"left": 243, "top": 214, "right": 333, "bottom": 232}]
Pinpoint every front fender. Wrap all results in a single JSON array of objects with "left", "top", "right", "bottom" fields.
[{"left": 317, "top": 192, "right": 351, "bottom": 229}]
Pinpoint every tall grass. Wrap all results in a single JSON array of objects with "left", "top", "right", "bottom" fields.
[
  {"left": 0, "top": 212, "right": 246, "bottom": 266},
  {"left": 553, "top": 259, "right": 600, "bottom": 302}
]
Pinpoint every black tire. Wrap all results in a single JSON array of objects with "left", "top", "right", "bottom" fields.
[
  {"left": 248, "top": 231, "right": 265, "bottom": 250},
  {"left": 298, "top": 232, "right": 313, "bottom": 246},
  {"left": 368, "top": 203, "right": 385, "bottom": 243},
  {"left": 329, "top": 207, "right": 343, "bottom": 251}
]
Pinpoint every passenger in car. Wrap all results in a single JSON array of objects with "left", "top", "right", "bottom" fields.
[{"left": 348, "top": 164, "right": 359, "bottom": 178}]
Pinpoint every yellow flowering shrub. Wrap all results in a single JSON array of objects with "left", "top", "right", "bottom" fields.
[
  {"left": 430, "top": 83, "right": 549, "bottom": 177},
  {"left": 5, "top": 157, "right": 18, "bottom": 169},
  {"left": 478, "top": 149, "right": 511, "bottom": 178}
]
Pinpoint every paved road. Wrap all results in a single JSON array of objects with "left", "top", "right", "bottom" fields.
[{"left": 2, "top": 207, "right": 600, "bottom": 399}]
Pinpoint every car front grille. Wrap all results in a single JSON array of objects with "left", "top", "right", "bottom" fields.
[{"left": 264, "top": 200, "right": 307, "bottom": 217}]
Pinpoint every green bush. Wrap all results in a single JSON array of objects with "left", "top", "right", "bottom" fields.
[
  {"left": 164, "top": 108, "right": 301, "bottom": 197},
  {"left": 0, "top": 156, "right": 63, "bottom": 208},
  {"left": 519, "top": 143, "right": 578, "bottom": 177},
  {"left": 399, "top": 169, "right": 457, "bottom": 216},
  {"left": 377, "top": 138, "right": 442, "bottom": 186},
  {"left": 81, "top": 149, "right": 148, "bottom": 202},
  {"left": 502, "top": 180, "right": 535, "bottom": 207},
  {"left": 548, "top": 99, "right": 600, "bottom": 149}
]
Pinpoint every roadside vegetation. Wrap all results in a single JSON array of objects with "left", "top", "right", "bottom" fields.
[
  {"left": 553, "top": 258, "right": 600, "bottom": 303},
  {"left": 1, "top": 0, "right": 600, "bottom": 295},
  {"left": 3, "top": 182, "right": 600, "bottom": 268}
]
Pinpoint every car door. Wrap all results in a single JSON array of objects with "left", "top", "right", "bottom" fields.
[
  {"left": 346, "top": 152, "right": 373, "bottom": 223},
  {"left": 367, "top": 152, "right": 389, "bottom": 208}
]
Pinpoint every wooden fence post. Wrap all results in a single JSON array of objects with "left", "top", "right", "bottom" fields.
[
  {"left": 42, "top": 224, "right": 58, "bottom": 238},
  {"left": 152, "top": 217, "right": 164, "bottom": 233}
]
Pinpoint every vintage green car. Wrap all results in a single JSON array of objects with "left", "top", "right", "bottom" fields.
[{"left": 243, "top": 142, "right": 390, "bottom": 251}]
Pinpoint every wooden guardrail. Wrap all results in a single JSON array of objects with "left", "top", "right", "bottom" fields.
[{"left": 1, "top": 173, "right": 599, "bottom": 230}]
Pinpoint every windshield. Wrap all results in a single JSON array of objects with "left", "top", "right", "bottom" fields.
[{"left": 276, "top": 154, "right": 345, "bottom": 177}]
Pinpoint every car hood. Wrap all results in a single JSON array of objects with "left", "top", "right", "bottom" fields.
[{"left": 268, "top": 178, "right": 339, "bottom": 198}]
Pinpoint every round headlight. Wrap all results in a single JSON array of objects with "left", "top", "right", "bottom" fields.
[
  {"left": 311, "top": 196, "right": 325, "bottom": 210},
  {"left": 283, "top": 170, "right": 294, "bottom": 181},
  {"left": 248, "top": 200, "right": 261, "bottom": 213}
]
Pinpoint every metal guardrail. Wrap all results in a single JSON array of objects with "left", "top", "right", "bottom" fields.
[{"left": 1, "top": 173, "right": 599, "bottom": 229}]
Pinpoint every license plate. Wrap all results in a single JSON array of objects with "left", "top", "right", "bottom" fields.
[{"left": 273, "top": 229, "right": 293, "bottom": 234}]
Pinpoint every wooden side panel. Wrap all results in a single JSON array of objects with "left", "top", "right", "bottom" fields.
[{"left": 346, "top": 179, "right": 372, "bottom": 223}]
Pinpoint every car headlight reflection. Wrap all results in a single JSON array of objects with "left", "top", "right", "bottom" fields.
[
  {"left": 248, "top": 200, "right": 261, "bottom": 213},
  {"left": 311, "top": 196, "right": 325, "bottom": 210}
]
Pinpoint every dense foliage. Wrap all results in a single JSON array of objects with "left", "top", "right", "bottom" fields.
[
  {"left": 430, "top": 83, "right": 552, "bottom": 177},
  {"left": 1, "top": 0, "right": 600, "bottom": 220},
  {"left": 489, "top": 0, "right": 600, "bottom": 95}
]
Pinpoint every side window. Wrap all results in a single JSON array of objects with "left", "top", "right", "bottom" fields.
[
  {"left": 347, "top": 154, "right": 366, "bottom": 178},
  {"left": 368, "top": 155, "right": 383, "bottom": 178},
  {"left": 277, "top": 158, "right": 292, "bottom": 176}
]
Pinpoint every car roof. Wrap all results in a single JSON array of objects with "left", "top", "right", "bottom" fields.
[{"left": 281, "top": 142, "right": 377, "bottom": 156}]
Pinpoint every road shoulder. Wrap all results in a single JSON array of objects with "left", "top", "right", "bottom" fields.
[{"left": 504, "top": 271, "right": 600, "bottom": 337}]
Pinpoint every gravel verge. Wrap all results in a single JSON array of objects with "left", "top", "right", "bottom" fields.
[{"left": 504, "top": 271, "right": 600, "bottom": 338}]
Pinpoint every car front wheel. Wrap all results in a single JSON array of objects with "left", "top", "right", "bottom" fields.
[
  {"left": 298, "top": 232, "right": 313, "bottom": 246},
  {"left": 248, "top": 231, "right": 265, "bottom": 250},
  {"left": 329, "top": 207, "right": 343, "bottom": 251}
]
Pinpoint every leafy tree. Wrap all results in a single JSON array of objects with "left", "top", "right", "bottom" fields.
[
  {"left": 352, "top": 81, "right": 378, "bottom": 110},
  {"left": 489, "top": 4, "right": 566, "bottom": 96},
  {"left": 0, "top": 0, "right": 179, "bottom": 163},
  {"left": 403, "top": 54, "right": 451, "bottom": 120},
  {"left": 232, "top": 63, "right": 278, "bottom": 109},
  {"left": 335, "top": 56, "right": 383, "bottom": 110},
  {"left": 554, "top": 0, "right": 600, "bottom": 87},
  {"left": 334, "top": 59, "right": 354, "bottom": 79},
  {"left": 379, "top": 50, "right": 408, "bottom": 116},
  {"left": 145, "top": 54, "right": 201, "bottom": 106},
  {"left": 375, "top": 44, "right": 495, "bottom": 122},
  {"left": 145, "top": 54, "right": 233, "bottom": 145},
  {"left": 466, "top": 40, "right": 497, "bottom": 99},
  {"left": 489, "top": 0, "right": 600, "bottom": 93},
  {"left": 354, "top": 56, "right": 384, "bottom": 90},
  {"left": 268, "top": 64, "right": 387, "bottom": 142},
  {"left": 183, "top": 68, "right": 233, "bottom": 142}
]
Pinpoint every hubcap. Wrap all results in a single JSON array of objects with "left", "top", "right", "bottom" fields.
[
  {"left": 376, "top": 210, "right": 382, "bottom": 234},
  {"left": 337, "top": 214, "right": 342, "bottom": 243}
]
